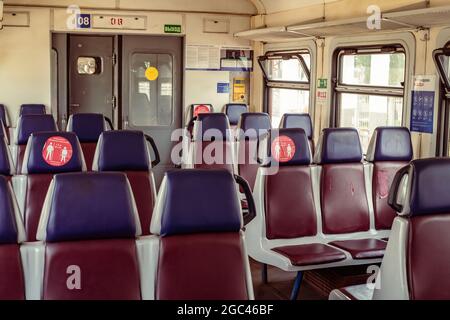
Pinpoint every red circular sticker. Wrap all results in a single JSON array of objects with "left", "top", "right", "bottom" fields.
[
  {"left": 193, "top": 105, "right": 211, "bottom": 117},
  {"left": 42, "top": 136, "right": 73, "bottom": 167},
  {"left": 271, "top": 136, "right": 296, "bottom": 163}
]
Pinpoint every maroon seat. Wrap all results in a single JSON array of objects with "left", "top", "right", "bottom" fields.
[
  {"left": 19, "top": 104, "right": 46, "bottom": 116},
  {"left": 367, "top": 127, "right": 413, "bottom": 230},
  {"left": 13, "top": 115, "right": 57, "bottom": 174},
  {"left": 223, "top": 103, "right": 248, "bottom": 132},
  {"left": 0, "top": 104, "right": 11, "bottom": 144},
  {"left": 273, "top": 244, "right": 347, "bottom": 266},
  {"left": 259, "top": 129, "right": 346, "bottom": 265},
  {"left": 333, "top": 158, "right": 450, "bottom": 300},
  {"left": 329, "top": 239, "right": 386, "bottom": 259},
  {"left": 236, "top": 113, "right": 271, "bottom": 190},
  {"left": 151, "top": 170, "right": 253, "bottom": 300},
  {"left": 0, "top": 133, "right": 14, "bottom": 178},
  {"left": 315, "top": 128, "right": 386, "bottom": 257},
  {"left": 0, "top": 176, "right": 26, "bottom": 300},
  {"left": 18, "top": 132, "right": 85, "bottom": 241},
  {"left": 66, "top": 113, "right": 109, "bottom": 170},
  {"left": 93, "top": 130, "right": 157, "bottom": 235},
  {"left": 279, "top": 113, "right": 314, "bottom": 155},
  {"left": 36, "top": 172, "right": 143, "bottom": 300},
  {"left": 192, "top": 113, "right": 235, "bottom": 174}
]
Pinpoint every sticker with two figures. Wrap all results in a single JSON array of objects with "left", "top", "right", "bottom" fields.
[
  {"left": 271, "top": 136, "right": 296, "bottom": 163},
  {"left": 42, "top": 136, "right": 73, "bottom": 167}
]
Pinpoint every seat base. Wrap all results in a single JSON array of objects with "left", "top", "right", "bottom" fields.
[
  {"left": 272, "top": 243, "right": 347, "bottom": 267},
  {"left": 329, "top": 284, "right": 374, "bottom": 300},
  {"left": 329, "top": 239, "right": 386, "bottom": 259}
]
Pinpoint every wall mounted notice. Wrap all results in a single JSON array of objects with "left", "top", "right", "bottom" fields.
[
  {"left": 410, "top": 75, "right": 436, "bottom": 134},
  {"left": 220, "top": 47, "right": 253, "bottom": 72},
  {"left": 186, "top": 45, "right": 221, "bottom": 70},
  {"left": 217, "top": 82, "right": 230, "bottom": 93}
]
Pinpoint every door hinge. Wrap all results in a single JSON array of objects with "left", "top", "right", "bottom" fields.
[
  {"left": 112, "top": 96, "right": 117, "bottom": 109},
  {"left": 112, "top": 53, "right": 117, "bottom": 66}
]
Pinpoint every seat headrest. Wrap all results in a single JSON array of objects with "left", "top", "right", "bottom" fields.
[
  {"left": 224, "top": 104, "right": 248, "bottom": 125},
  {"left": 367, "top": 127, "right": 413, "bottom": 162},
  {"left": 0, "top": 104, "right": 8, "bottom": 126},
  {"left": 0, "top": 138, "right": 14, "bottom": 176},
  {"left": 67, "top": 113, "right": 107, "bottom": 143},
  {"left": 93, "top": 130, "right": 151, "bottom": 171},
  {"left": 194, "top": 113, "right": 231, "bottom": 141},
  {"left": 314, "top": 128, "right": 362, "bottom": 164},
  {"left": 22, "top": 132, "right": 85, "bottom": 174},
  {"left": 260, "top": 128, "right": 311, "bottom": 167},
  {"left": 37, "top": 172, "right": 141, "bottom": 242},
  {"left": 279, "top": 113, "right": 313, "bottom": 139},
  {"left": 151, "top": 170, "right": 242, "bottom": 236},
  {"left": 20, "top": 104, "right": 46, "bottom": 116},
  {"left": 392, "top": 158, "right": 450, "bottom": 217},
  {"left": 0, "top": 176, "right": 25, "bottom": 244},
  {"left": 16, "top": 115, "right": 57, "bottom": 145},
  {"left": 237, "top": 113, "right": 271, "bottom": 140},
  {"left": 191, "top": 104, "right": 212, "bottom": 118}
]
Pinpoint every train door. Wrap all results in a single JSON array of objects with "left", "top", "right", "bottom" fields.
[
  {"left": 121, "top": 35, "right": 183, "bottom": 185},
  {"left": 68, "top": 35, "right": 115, "bottom": 120}
]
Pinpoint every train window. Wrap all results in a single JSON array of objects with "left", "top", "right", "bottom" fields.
[
  {"left": 259, "top": 51, "right": 311, "bottom": 127},
  {"left": 129, "top": 53, "right": 173, "bottom": 126},
  {"left": 335, "top": 47, "right": 406, "bottom": 151},
  {"left": 433, "top": 47, "right": 450, "bottom": 155},
  {"left": 77, "top": 57, "right": 101, "bottom": 75}
]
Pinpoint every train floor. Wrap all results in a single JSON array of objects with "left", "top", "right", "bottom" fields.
[{"left": 250, "top": 259, "right": 373, "bottom": 300}]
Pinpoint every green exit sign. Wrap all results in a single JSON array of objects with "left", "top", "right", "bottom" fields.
[
  {"left": 318, "top": 78, "right": 328, "bottom": 89},
  {"left": 164, "top": 24, "right": 182, "bottom": 33}
]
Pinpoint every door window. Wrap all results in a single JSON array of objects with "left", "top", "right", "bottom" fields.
[{"left": 129, "top": 53, "right": 173, "bottom": 126}]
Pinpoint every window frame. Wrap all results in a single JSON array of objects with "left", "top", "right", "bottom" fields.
[
  {"left": 259, "top": 49, "right": 312, "bottom": 125},
  {"left": 333, "top": 44, "right": 407, "bottom": 131}
]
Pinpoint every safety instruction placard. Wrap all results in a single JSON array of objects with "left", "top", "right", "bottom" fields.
[
  {"left": 186, "top": 45, "right": 221, "bottom": 70},
  {"left": 410, "top": 75, "right": 436, "bottom": 134},
  {"left": 42, "top": 136, "right": 73, "bottom": 167}
]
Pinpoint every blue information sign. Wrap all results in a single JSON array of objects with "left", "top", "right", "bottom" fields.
[
  {"left": 217, "top": 82, "right": 230, "bottom": 94},
  {"left": 410, "top": 76, "right": 435, "bottom": 134}
]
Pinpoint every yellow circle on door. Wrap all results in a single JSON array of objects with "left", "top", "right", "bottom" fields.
[{"left": 145, "top": 67, "right": 159, "bottom": 81}]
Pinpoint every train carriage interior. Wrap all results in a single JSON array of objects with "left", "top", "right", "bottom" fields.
[{"left": 1, "top": 0, "right": 450, "bottom": 308}]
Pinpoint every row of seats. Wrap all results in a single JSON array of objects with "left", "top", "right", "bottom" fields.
[
  {"left": 8, "top": 113, "right": 113, "bottom": 172},
  {"left": 245, "top": 126, "right": 413, "bottom": 298},
  {"left": 1, "top": 129, "right": 157, "bottom": 241},
  {"left": 0, "top": 169, "right": 253, "bottom": 299},
  {"left": 0, "top": 104, "right": 47, "bottom": 144},
  {"left": 330, "top": 157, "right": 450, "bottom": 300}
]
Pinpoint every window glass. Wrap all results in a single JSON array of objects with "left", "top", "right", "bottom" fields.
[
  {"left": 340, "top": 53, "right": 405, "bottom": 87},
  {"left": 263, "top": 54, "right": 310, "bottom": 82},
  {"left": 270, "top": 88, "right": 310, "bottom": 127},
  {"left": 129, "top": 53, "right": 173, "bottom": 126},
  {"left": 340, "top": 93, "right": 403, "bottom": 151},
  {"left": 437, "top": 54, "right": 450, "bottom": 87},
  {"left": 77, "top": 57, "right": 100, "bottom": 75}
]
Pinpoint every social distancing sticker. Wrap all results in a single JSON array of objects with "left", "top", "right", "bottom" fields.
[
  {"left": 194, "top": 105, "right": 211, "bottom": 117},
  {"left": 271, "top": 136, "right": 296, "bottom": 163},
  {"left": 42, "top": 136, "right": 73, "bottom": 167},
  {"left": 145, "top": 67, "right": 159, "bottom": 81}
]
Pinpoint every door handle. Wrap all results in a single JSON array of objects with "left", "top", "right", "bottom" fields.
[{"left": 70, "top": 103, "right": 80, "bottom": 107}]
